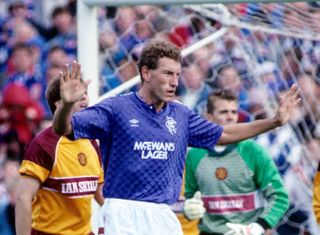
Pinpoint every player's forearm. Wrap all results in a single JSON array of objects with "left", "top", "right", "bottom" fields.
[
  {"left": 261, "top": 163, "right": 289, "bottom": 227},
  {"left": 52, "top": 101, "right": 74, "bottom": 136},
  {"left": 218, "top": 117, "right": 281, "bottom": 145},
  {"left": 262, "top": 188, "right": 289, "bottom": 228},
  {"left": 94, "top": 184, "right": 104, "bottom": 206},
  {"left": 15, "top": 197, "right": 32, "bottom": 235}
]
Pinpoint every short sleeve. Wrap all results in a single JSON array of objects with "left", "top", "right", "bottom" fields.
[
  {"left": 72, "top": 98, "right": 114, "bottom": 140},
  {"left": 188, "top": 111, "right": 223, "bottom": 150},
  {"left": 19, "top": 141, "right": 53, "bottom": 183}
]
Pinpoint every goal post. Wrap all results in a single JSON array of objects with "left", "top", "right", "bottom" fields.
[{"left": 77, "top": 0, "right": 99, "bottom": 103}]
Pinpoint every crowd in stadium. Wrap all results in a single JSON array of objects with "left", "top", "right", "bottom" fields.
[{"left": 0, "top": 0, "right": 320, "bottom": 234}]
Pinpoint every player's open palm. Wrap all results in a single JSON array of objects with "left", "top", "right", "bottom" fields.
[
  {"left": 275, "top": 84, "right": 300, "bottom": 125},
  {"left": 60, "top": 61, "right": 90, "bottom": 105}
]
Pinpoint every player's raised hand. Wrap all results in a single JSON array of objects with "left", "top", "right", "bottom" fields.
[
  {"left": 274, "top": 84, "right": 300, "bottom": 126},
  {"left": 59, "top": 61, "right": 90, "bottom": 105}
]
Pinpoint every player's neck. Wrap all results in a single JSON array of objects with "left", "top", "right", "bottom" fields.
[{"left": 138, "top": 89, "right": 165, "bottom": 112}]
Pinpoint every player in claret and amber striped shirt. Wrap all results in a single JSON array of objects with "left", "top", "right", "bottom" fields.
[
  {"left": 52, "top": 40, "right": 300, "bottom": 235},
  {"left": 15, "top": 76, "right": 104, "bottom": 235}
]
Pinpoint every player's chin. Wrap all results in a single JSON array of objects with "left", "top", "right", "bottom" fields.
[
  {"left": 163, "top": 95, "right": 175, "bottom": 102},
  {"left": 164, "top": 92, "right": 176, "bottom": 101}
]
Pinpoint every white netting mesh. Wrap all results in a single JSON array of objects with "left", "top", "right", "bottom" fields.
[{"left": 96, "top": 3, "right": 320, "bottom": 234}]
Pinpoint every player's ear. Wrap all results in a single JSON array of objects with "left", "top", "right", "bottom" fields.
[
  {"left": 141, "top": 66, "right": 151, "bottom": 82},
  {"left": 55, "top": 100, "right": 62, "bottom": 109},
  {"left": 205, "top": 112, "right": 213, "bottom": 121}
]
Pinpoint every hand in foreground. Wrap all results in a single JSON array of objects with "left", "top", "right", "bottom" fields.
[
  {"left": 225, "top": 222, "right": 265, "bottom": 235},
  {"left": 183, "top": 191, "right": 206, "bottom": 220},
  {"left": 59, "top": 61, "right": 91, "bottom": 105},
  {"left": 274, "top": 84, "right": 300, "bottom": 126}
]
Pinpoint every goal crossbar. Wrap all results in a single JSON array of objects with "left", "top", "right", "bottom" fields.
[{"left": 82, "top": 0, "right": 315, "bottom": 6}]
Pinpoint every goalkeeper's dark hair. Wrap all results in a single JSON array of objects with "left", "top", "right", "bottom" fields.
[{"left": 207, "top": 89, "right": 237, "bottom": 114}]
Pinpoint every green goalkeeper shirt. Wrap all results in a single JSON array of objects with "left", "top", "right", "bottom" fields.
[{"left": 185, "top": 139, "right": 289, "bottom": 234}]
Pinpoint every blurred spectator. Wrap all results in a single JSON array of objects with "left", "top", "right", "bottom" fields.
[
  {"left": 215, "top": 64, "right": 250, "bottom": 122},
  {"left": 114, "top": 7, "right": 138, "bottom": 35},
  {"left": 0, "top": 175, "right": 19, "bottom": 235},
  {"left": 0, "top": 0, "right": 38, "bottom": 81},
  {"left": 7, "top": 20, "right": 43, "bottom": 49},
  {"left": 30, "top": 4, "right": 74, "bottom": 41},
  {"left": 1, "top": 83, "right": 44, "bottom": 146},
  {"left": 247, "top": 87, "right": 272, "bottom": 120},
  {"left": 135, "top": 20, "right": 155, "bottom": 41},
  {"left": 0, "top": 0, "right": 35, "bottom": 68},
  {"left": 192, "top": 44, "right": 216, "bottom": 87},
  {"left": 297, "top": 73, "right": 320, "bottom": 117},
  {"left": 2, "top": 159, "right": 20, "bottom": 184},
  {"left": 295, "top": 72, "right": 320, "bottom": 141},
  {"left": 178, "top": 55, "right": 212, "bottom": 114},
  {"left": 45, "top": 6, "right": 77, "bottom": 61},
  {"left": 119, "top": 19, "right": 155, "bottom": 53},
  {"left": 101, "top": 54, "right": 139, "bottom": 94},
  {"left": 99, "top": 29, "right": 118, "bottom": 52},
  {"left": 279, "top": 46, "right": 303, "bottom": 90},
  {"left": 8, "top": 20, "right": 45, "bottom": 79},
  {"left": 117, "top": 58, "right": 139, "bottom": 85},
  {"left": 220, "top": 31, "right": 249, "bottom": 76},
  {"left": 242, "top": 29, "right": 279, "bottom": 63},
  {"left": 283, "top": 3, "right": 310, "bottom": 29},
  {"left": 4, "top": 43, "right": 44, "bottom": 103},
  {"left": 253, "top": 61, "right": 282, "bottom": 94},
  {"left": 45, "top": 65, "right": 61, "bottom": 84},
  {"left": 2, "top": 0, "right": 30, "bottom": 38},
  {"left": 43, "top": 45, "right": 67, "bottom": 76},
  {"left": 171, "top": 15, "right": 209, "bottom": 47},
  {"left": 134, "top": 5, "right": 160, "bottom": 20}
]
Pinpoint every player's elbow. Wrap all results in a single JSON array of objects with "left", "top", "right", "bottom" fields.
[
  {"left": 217, "top": 132, "right": 233, "bottom": 145},
  {"left": 16, "top": 191, "right": 33, "bottom": 207}
]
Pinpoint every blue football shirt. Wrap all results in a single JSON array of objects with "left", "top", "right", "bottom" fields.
[{"left": 72, "top": 93, "right": 223, "bottom": 204}]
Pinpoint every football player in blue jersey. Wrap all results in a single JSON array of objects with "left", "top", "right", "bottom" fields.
[{"left": 52, "top": 40, "right": 300, "bottom": 235}]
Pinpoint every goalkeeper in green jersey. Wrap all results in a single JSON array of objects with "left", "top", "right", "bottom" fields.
[{"left": 184, "top": 89, "right": 289, "bottom": 235}]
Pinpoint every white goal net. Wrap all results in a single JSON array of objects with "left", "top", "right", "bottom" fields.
[{"left": 86, "top": 2, "right": 320, "bottom": 234}]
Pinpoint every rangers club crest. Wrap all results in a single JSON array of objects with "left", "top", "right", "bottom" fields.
[
  {"left": 78, "top": 153, "right": 87, "bottom": 166},
  {"left": 215, "top": 167, "right": 228, "bottom": 180},
  {"left": 166, "top": 116, "right": 177, "bottom": 134}
]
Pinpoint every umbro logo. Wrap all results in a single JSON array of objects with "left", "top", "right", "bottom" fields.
[{"left": 129, "top": 119, "right": 139, "bottom": 127}]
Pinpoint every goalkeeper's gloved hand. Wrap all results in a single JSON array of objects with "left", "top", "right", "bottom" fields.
[
  {"left": 183, "top": 191, "right": 206, "bottom": 220},
  {"left": 225, "top": 222, "right": 265, "bottom": 235}
]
